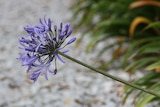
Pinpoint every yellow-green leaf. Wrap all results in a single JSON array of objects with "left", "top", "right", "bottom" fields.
[{"left": 146, "top": 60, "right": 160, "bottom": 71}]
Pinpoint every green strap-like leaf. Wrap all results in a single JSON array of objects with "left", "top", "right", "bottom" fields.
[
  {"left": 146, "top": 60, "right": 160, "bottom": 71},
  {"left": 145, "top": 21, "right": 160, "bottom": 29}
]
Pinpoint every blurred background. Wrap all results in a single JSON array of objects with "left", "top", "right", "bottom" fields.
[{"left": 0, "top": 0, "right": 160, "bottom": 107}]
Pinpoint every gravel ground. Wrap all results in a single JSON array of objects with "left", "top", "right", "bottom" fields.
[{"left": 0, "top": 0, "right": 149, "bottom": 107}]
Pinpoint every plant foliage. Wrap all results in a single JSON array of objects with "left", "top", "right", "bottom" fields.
[{"left": 70, "top": 0, "right": 160, "bottom": 106}]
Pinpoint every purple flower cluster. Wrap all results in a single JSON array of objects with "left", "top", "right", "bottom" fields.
[{"left": 18, "top": 16, "right": 76, "bottom": 82}]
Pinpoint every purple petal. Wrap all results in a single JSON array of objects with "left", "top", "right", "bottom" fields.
[
  {"left": 24, "top": 26, "right": 35, "bottom": 35},
  {"left": 65, "top": 23, "right": 70, "bottom": 27},
  {"left": 35, "top": 43, "right": 41, "bottom": 52},
  {"left": 64, "top": 23, "right": 70, "bottom": 33},
  {"left": 30, "top": 70, "right": 41, "bottom": 82},
  {"left": 39, "top": 18, "right": 43, "bottom": 25},
  {"left": 44, "top": 71, "right": 48, "bottom": 80},
  {"left": 49, "top": 69, "right": 57, "bottom": 75},
  {"left": 26, "top": 65, "right": 32, "bottom": 73},
  {"left": 54, "top": 25, "right": 57, "bottom": 31},
  {"left": 19, "top": 37, "right": 31, "bottom": 44},
  {"left": 66, "top": 30, "right": 72, "bottom": 38},
  {"left": 43, "top": 15, "right": 47, "bottom": 25},
  {"left": 56, "top": 54, "right": 65, "bottom": 63},
  {"left": 60, "top": 22, "right": 63, "bottom": 29},
  {"left": 48, "top": 18, "right": 52, "bottom": 30},
  {"left": 67, "top": 37, "right": 76, "bottom": 45},
  {"left": 22, "top": 55, "right": 38, "bottom": 66},
  {"left": 59, "top": 34, "right": 64, "bottom": 40},
  {"left": 25, "top": 47, "right": 35, "bottom": 52},
  {"left": 61, "top": 49, "right": 69, "bottom": 53},
  {"left": 39, "top": 16, "right": 47, "bottom": 26}
]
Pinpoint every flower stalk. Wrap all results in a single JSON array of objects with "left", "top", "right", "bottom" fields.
[{"left": 58, "top": 51, "right": 160, "bottom": 98}]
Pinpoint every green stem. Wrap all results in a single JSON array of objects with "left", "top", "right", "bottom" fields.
[{"left": 58, "top": 52, "right": 160, "bottom": 98}]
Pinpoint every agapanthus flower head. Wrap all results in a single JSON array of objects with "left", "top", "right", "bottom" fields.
[{"left": 18, "top": 16, "right": 76, "bottom": 82}]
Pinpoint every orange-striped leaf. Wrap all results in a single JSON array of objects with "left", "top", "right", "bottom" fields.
[
  {"left": 130, "top": 1, "right": 160, "bottom": 9},
  {"left": 129, "top": 17, "right": 151, "bottom": 37}
]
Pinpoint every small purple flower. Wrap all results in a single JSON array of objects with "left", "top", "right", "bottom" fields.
[{"left": 18, "top": 16, "right": 76, "bottom": 82}]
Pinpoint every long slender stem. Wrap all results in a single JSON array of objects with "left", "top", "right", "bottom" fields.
[{"left": 58, "top": 52, "right": 160, "bottom": 98}]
